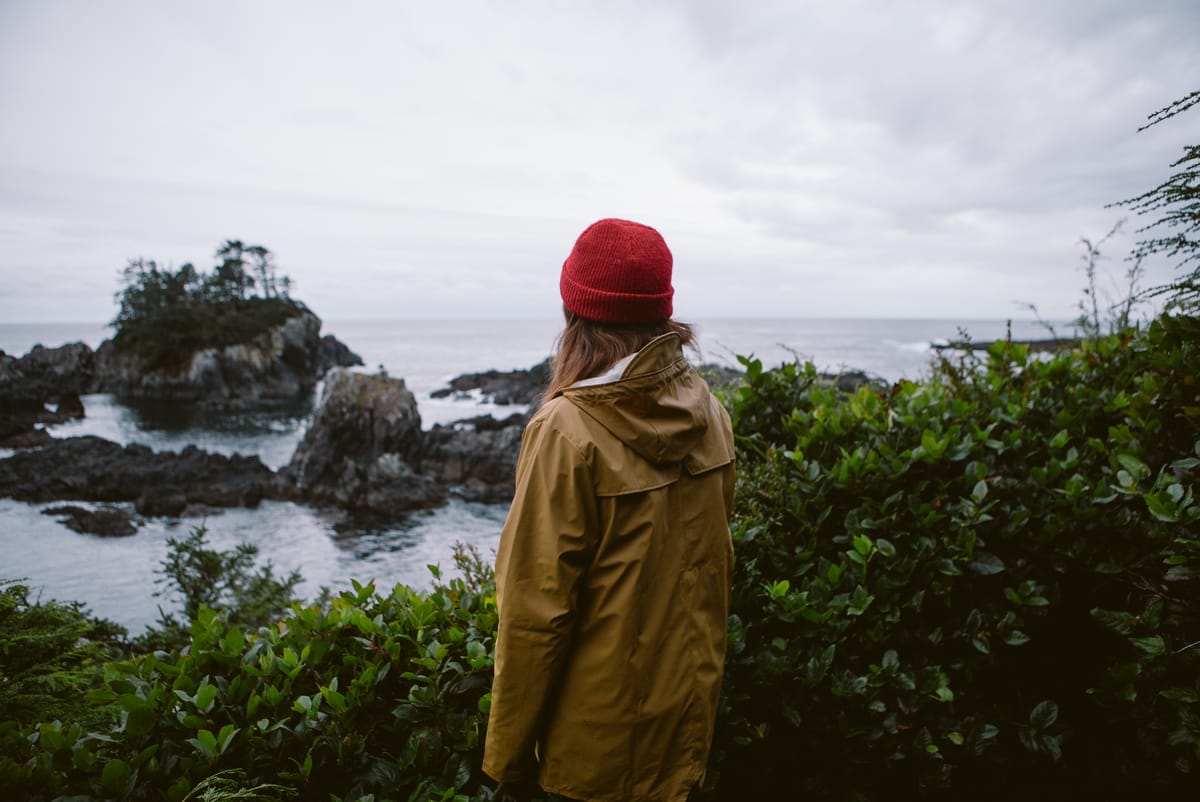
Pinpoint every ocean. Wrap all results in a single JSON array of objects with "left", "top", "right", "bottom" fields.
[{"left": 0, "top": 316, "right": 1060, "bottom": 632}]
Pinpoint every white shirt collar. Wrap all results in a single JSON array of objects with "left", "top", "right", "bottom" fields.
[{"left": 569, "top": 352, "right": 638, "bottom": 388}]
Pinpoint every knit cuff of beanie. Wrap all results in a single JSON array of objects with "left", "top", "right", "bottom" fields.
[{"left": 560, "top": 272, "right": 674, "bottom": 323}]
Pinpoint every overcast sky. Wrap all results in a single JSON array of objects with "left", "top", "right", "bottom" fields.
[{"left": 1, "top": 0, "right": 1197, "bottom": 323}]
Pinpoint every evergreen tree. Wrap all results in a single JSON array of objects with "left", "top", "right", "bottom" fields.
[
  {"left": 109, "top": 241, "right": 303, "bottom": 371},
  {"left": 1113, "top": 89, "right": 1200, "bottom": 310}
]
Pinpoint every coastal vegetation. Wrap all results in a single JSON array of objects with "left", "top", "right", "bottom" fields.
[
  {"left": 2, "top": 311, "right": 1196, "bottom": 801},
  {"left": 111, "top": 241, "right": 306, "bottom": 373},
  {"left": 1, "top": 94, "right": 1197, "bottom": 800}
]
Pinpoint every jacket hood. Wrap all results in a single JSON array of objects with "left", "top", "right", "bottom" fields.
[{"left": 558, "top": 333, "right": 731, "bottom": 472}]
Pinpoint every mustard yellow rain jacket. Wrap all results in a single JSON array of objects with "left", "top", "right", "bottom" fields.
[{"left": 483, "top": 333, "right": 736, "bottom": 802}]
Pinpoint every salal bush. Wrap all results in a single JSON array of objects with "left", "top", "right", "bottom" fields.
[
  {"left": 1, "top": 568, "right": 497, "bottom": 802},
  {"left": 715, "top": 313, "right": 1200, "bottom": 799}
]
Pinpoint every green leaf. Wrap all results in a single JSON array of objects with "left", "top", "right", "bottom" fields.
[
  {"left": 968, "top": 552, "right": 1005, "bottom": 575},
  {"left": 1116, "top": 453, "right": 1150, "bottom": 481},
  {"left": 195, "top": 682, "right": 218, "bottom": 714},
  {"left": 1130, "top": 636, "right": 1166, "bottom": 657},
  {"left": 221, "top": 627, "right": 244, "bottom": 658},
  {"left": 1159, "top": 687, "right": 1200, "bottom": 703},
  {"left": 1091, "top": 608, "right": 1137, "bottom": 635},
  {"left": 1030, "top": 700, "right": 1058, "bottom": 730},
  {"left": 217, "top": 724, "right": 240, "bottom": 754},
  {"left": 1042, "top": 733, "right": 1063, "bottom": 762},
  {"left": 1004, "top": 630, "right": 1031, "bottom": 647},
  {"left": 101, "top": 758, "right": 130, "bottom": 793},
  {"left": 38, "top": 722, "right": 66, "bottom": 751},
  {"left": 123, "top": 698, "right": 157, "bottom": 737},
  {"left": 86, "top": 687, "right": 119, "bottom": 705},
  {"left": 1145, "top": 493, "right": 1179, "bottom": 523},
  {"left": 921, "top": 430, "right": 939, "bottom": 451},
  {"left": 466, "top": 640, "right": 487, "bottom": 661},
  {"left": 971, "top": 479, "right": 988, "bottom": 502}
]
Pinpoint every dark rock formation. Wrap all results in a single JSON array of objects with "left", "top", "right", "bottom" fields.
[
  {"left": 87, "top": 313, "right": 363, "bottom": 408},
  {"left": 420, "top": 414, "right": 526, "bottom": 502},
  {"left": 1, "top": 428, "right": 53, "bottom": 449},
  {"left": 931, "top": 336, "right": 1080, "bottom": 353},
  {"left": 91, "top": 312, "right": 325, "bottom": 405},
  {"left": 6, "top": 342, "right": 95, "bottom": 397},
  {"left": 0, "top": 318, "right": 362, "bottom": 447},
  {"left": 284, "top": 369, "right": 528, "bottom": 514},
  {"left": 830, "top": 370, "right": 888, "bottom": 394},
  {"left": 284, "top": 369, "right": 445, "bottom": 514},
  {"left": 0, "top": 343, "right": 92, "bottom": 447},
  {"left": 42, "top": 504, "right": 138, "bottom": 537},
  {"left": 318, "top": 334, "right": 364, "bottom": 374},
  {"left": 0, "top": 436, "right": 279, "bottom": 511},
  {"left": 431, "top": 358, "right": 551, "bottom": 406}
]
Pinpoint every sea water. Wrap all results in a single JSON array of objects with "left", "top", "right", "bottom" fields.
[{"left": 0, "top": 317, "right": 1060, "bottom": 631}]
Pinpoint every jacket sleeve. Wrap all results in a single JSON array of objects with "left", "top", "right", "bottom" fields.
[{"left": 483, "top": 414, "right": 599, "bottom": 783}]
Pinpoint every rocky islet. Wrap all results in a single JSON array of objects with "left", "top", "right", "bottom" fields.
[{"left": 0, "top": 322, "right": 536, "bottom": 530}]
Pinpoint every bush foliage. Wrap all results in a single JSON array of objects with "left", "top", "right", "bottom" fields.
[
  {"left": 2, "top": 315, "right": 1198, "bottom": 801},
  {"left": 1, "top": 553, "right": 496, "bottom": 802},
  {"left": 0, "top": 582, "right": 127, "bottom": 731},
  {"left": 718, "top": 314, "right": 1200, "bottom": 799}
]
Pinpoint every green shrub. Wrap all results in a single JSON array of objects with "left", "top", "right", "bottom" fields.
[
  {"left": 0, "top": 550, "right": 498, "bottom": 802},
  {"left": 4, "top": 317, "right": 1198, "bottom": 801},
  {"left": 140, "top": 527, "right": 302, "bottom": 653},
  {"left": 0, "top": 581, "right": 128, "bottom": 730},
  {"left": 714, "top": 313, "right": 1200, "bottom": 799}
]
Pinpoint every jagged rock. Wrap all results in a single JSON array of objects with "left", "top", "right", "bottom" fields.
[
  {"left": 0, "top": 436, "right": 278, "bottom": 511},
  {"left": 0, "top": 343, "right": 91, "bottom": 447},
  {"left": 363, "top": 454, "right": 446, "bottom": 515},
  {"left": 1, "top": 428, "right": 53, "bottom": 449},
  {"left": 431, "top": 358, "right": 551, "bottom": 406},
  {"left": 135, "top": 486, "right": 189, "bottom": 517},
  {"left": 283, "top": 369, "right": 529, "bottom": 513},
  {"left": 832, "top": 370, "right": 887, "bottom": 394},
  {"left": 284, "top": 369, "right": 444, "bottom": 514},
  {"left": 88, "top": 313, "right": 363, "bottom": 408},
  {"left": 13, "top": 343, "right": 95, "bottom": 397},
  {"left": 91, "top": 313, "right": 325, "bottom": 405},
  {"left": 42, "top": 504, "right": 137, "bottom": 537},
  {"left": 420, "top": 414, "right": 527, "bottom": 502},
  {"left": 55, "top": 393, "right": 85, "bottom": 418},
  {"left": 318, "top": 334, "right": 364, "bottom": 374}
]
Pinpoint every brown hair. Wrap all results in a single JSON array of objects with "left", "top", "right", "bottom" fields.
[{"left": 546, "top": 310, "right": 697, "bottom": 397}]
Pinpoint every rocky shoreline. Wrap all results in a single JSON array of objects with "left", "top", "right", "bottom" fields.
[
  {"left": 0, "top": 312, "right": 363, "bottom": 448},
  {"left": 0, "top": 319, "right": 543, "bottom": 534},
  {"left": 1, "top": 321, "right": 896, "bottom": 537}
]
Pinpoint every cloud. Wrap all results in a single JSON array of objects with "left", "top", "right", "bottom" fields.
[{"left": 0, "top": 0, "right": 1197, "bottom": 322}]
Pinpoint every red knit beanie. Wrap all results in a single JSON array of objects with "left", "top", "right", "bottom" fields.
[{"left": 560, "top": 218, "right": 674, "bottom": 323}]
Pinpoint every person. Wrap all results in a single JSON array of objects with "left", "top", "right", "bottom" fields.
[{"left": 482, "top": 218, "right": 736, "bottom": 802}]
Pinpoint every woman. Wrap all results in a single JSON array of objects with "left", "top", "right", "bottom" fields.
[{"left": 483, "top": 218, "right": 736, "bottom": 802}]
